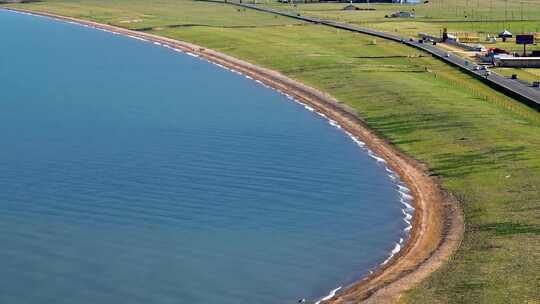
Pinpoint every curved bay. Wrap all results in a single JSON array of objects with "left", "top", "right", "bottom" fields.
[{"left": 0, "top": 10, "right": 406, "bottom": 304}]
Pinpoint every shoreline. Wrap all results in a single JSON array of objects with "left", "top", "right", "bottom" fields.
[{"left": 3, "top": 7, "right": 464, "bottom": 303}]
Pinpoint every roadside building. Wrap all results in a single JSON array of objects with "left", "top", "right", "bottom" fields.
[
  {"left": 445, "top": 33, "right": 459, "bottom": 43},
  {"left": 343, "top": 4, "right": 360, "bottom": 10},
  {"left": 388, "top": 11, "right": 415, "bottom": 18},
  {"left": 498, "top": 30, "right": 513, "bottom": 42},
  {"left": 392, "top": 0, "right": 421, "bottom": 3},
  {"left": 494, "top": 56, "right": 540, "bottom": 68},
  {"left": 458, "top": 34, "right": 480, "bottom": 43}
]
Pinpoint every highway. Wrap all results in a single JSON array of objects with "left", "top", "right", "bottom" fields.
[{"left": 227, "top": 1, "right": 540, "bottom": 109}]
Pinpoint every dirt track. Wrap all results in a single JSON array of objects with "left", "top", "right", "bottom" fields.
[{"left": 5, "top": 8, "right": 464, "bottom": 303}]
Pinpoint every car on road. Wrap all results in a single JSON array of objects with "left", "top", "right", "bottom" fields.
[{"left": 445, "top": 53, "right": 451, "bottom": 58}]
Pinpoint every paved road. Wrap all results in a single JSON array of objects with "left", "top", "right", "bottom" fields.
[{"left": 227, "top": 1, "right": 540, "bottom": 109}]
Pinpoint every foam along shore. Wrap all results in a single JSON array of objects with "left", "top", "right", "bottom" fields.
[{"left": 3, "top": 7, "right": 463, "bottom": 303}]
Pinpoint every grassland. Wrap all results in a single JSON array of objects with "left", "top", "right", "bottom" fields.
[
  {"left": 256, "top": 0, "right": 540, "bottom": 36},
  {"left": 3, "top": 0, "right": 540, "bottom": 303},
  {"left": 493, "top": 67, "right": 540, "bottom": 82},
  {"left": 254, "top": 0, "right": 540, "bottom": 104}
]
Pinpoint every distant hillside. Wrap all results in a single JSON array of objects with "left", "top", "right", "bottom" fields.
[{"left": 0, "top": 0, "right": 39, "bottom": 3}]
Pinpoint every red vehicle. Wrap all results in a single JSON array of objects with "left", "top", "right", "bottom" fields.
[{"left": 488, "top": 48, "right": 509, "bottom": 55}]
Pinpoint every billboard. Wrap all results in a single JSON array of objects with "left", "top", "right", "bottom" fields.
[{"left": 516, "top": 34, "right": 535, "bottom": 45}]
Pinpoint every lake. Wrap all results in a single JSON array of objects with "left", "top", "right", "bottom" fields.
[{"left": 0, "top": 9, "right": 410, "bottom": 304}]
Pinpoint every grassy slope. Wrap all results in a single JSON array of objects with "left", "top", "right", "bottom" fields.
[
  {"left": 257, "top": 0, "right": 540, "bottom": 82},
  {"left": 4, "top": 1, "right": 540, "bottom": 303},
  {"left": 258, "top": 0, "right": 540, "bottom": 36},
  {"left": 493, "top": 67, "right": 540, "bottom": 83}
]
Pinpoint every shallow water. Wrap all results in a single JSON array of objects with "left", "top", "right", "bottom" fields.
[{"left": 0, "top": 10, "right": 409, "bottom": 303}]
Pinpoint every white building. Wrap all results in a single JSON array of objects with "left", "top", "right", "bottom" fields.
[{"left": 393, "top": 0, "right": 421, "bottom": 3}]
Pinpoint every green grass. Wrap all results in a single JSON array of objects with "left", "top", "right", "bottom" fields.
[
  {"left": 251, "top": 0, "right": 540, "bottom": 85},
  {"left": 3, "top": 0, "right": 540, "bottom": 303},
  {"left": 493, "top": 67, "right": 540, "bottom": 83},
  {"left": 255, "top": 0, "right": 540, "bottom": 40},
  {"left": 5, "top": 0, "right": 304, "bottom": 29}
]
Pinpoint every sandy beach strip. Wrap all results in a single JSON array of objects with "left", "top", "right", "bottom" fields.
[{"left": 3, "top": 8, "right": 464, "bottom": 303}]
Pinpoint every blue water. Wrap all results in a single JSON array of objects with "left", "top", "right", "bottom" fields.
[{"left": 0, "top": 10, "right": 407, "bottom": 304}]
